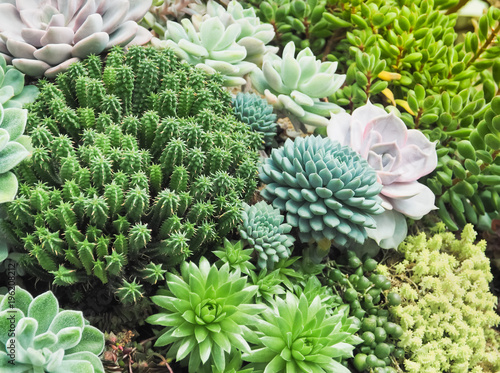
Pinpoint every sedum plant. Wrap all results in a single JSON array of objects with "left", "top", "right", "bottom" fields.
[
  {"left": 242, "top": 291, "right": 362, "bottom": 373},
  {"left": 378, "top": 224, "right": 500, "bottom": 372},
  {"left": 239, "top": 201, "right": 295, "bottom": 270},
  {"left": 0, "top": 103, "right": 30, "bottom": 204},
  {"left": 232, "top": 92, "right": 277, "bottom": 148},
  {"left": 146, "top": 257, "right": 265, "bottom": 373},
  {"left": 4, "top": 46, "right": 261, "bottom": 305},
  {"left": 0, "top": 286, "right": 105, "bottom": 373},
  {"left": 0, "top": 0, "right": 153, "bottom": 78},
  {"left": 259, "top": 135, "right": 384, "bottom": 246},
  {"left": 328, "top": 101, "right": 438, "bottom": 249},
  {"left": 250, "top": 41, "right": 345, "bottom": 131}
]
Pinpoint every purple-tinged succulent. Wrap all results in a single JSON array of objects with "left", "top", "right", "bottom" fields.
[
  {"left": 0, "top": 0, "right": 153, "bottom": 78},
  {"left": 327, "top": 101, "right": 438, "bottom": 249}
]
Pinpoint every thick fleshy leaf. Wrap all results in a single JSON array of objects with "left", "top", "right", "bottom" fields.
[
  {"left": 33, "top": 44, "right": 73, "bottom": 65},
  {"left": 15, "top": 317, "right": 37, "bottom": 349},
  {"left": 72, "top": 32, "right": 109, "bottom": 58},
  {"left": 28, "top": 291, "right": 59, "bottom": 335},
  {"left": 32, "top": 331, "right": 57, "bottom": 350},
  {"left": 2, "top": 107, "right": 26, "bottom": 141},
  {"left": 49, "top": 310, "right": 84, "bottom": 335},
  {"left": 73, "top": 14, "right": 103, "bottom": 44},
  {"left": 0, "top": 86, "right": 14, "bottom": 104},
  {"left": 63, "top": 351, "right": 105, "bottom": 373},
  {"left": 12, "top": 58, "right": 51, "bottom": 77},
  {"left": 55, "top": 326, "right": 82, "bottom": 351},
  {"left": 52, "top": 359, "right": 94, "bottom": 373},
  {"left": 65, "top": 325, "right": 104, "bottom": 355},
  {"left": 3, "top": 69, "right": 24, "bottom": 96},
  {"left": 389, "top": 183, "right": 437, "bottom": 219}
]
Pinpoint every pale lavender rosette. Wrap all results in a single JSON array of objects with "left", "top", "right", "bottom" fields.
[
  {"left": 327, "top": 101, "right": 437, "bottom": 249},
  {"left": 0, "top": 0, "right": 153, "bottom": 78}
]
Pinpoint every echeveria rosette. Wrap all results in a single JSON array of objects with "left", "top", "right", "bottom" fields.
[
  {"left": 146, "top": 257, "right": 265, "bottom": 372},
  {"left": 152, "top": 16, "right": 255, "bottom": 86},
  {"left": 239, "top": 201, "right": 295, "bottom": 270},
  {"left": 327, "top": 101, "right": 438, "bottom": 249},
  {"left": 0, "top": 286, "right": 105, "bottom": 373},
  {"left": 232, "top": 92, "right": 277, "bottom": 148},
  {"left": 0, "top": 103, "right": 30, "bottom": 203},
  {"left": 242, "top": 292, "right": 361, "bottom": 373},
  {"left": 250, "top": 41, "right": 345, "bottom": 131},
  {"left": 0, "top": 0, "right": 153, "bottom": 78},
  {"left": 193, "top": 0, "right": 277, "bottom": 65},
  {"left": 259, "top": 135, "right": 384, "bottom": 246}
]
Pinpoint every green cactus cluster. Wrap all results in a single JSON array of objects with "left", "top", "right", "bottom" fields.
[
  {"left": 4, "top": 46, "right": 261, "bottom": 305},
  {"left": 232, "top": 92, "right": 277, "bottom": 148}
]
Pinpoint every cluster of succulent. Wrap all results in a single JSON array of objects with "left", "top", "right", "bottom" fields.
[
  {"left": 147, "top": 255, "right": 363, "bottom": 373},
  {"left": 151, "top": 0, "right": 276, "bottom": 86},
  {"left": 239, "top": 201, "right": 295, "bottom": 270},
  {"left": 232, "top": 92, "right": 277, "bottom": 148},
  {"left": 251, "top": 41, "right": 345, "bottom": 131},
  {"left": 377, "top": 224, "right": 500, "bottom": 372},
  {"left": 0, "top": 286, "right": 105, "bottom": 373},
  {"left": 311, "top": 0, "right": 500, "bottom": 232},
  {"left": 325, "top": 251, "right": 404, "bottom": 372},
  {"left": 0, "top": 0, "right": 153, "bottom": 78},
  {"left": 4, "top": 47, "right": 261, "bottom": 308},
  {"left": 259, "top": 135, "right": 384, "bottom": 246},
  {"left": 141, "top": 0, "right": 206, "bottom": 35}
]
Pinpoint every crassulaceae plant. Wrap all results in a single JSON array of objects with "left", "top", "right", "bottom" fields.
[
  {"left": 192, "top": 0, "right": 277, "bottom": 65},
  {"left": 259, "top": 135, "right": 384, "bottom": 246},
  {"left": 146, "top": 257, "right": 265, "bottom": 373},
  {"left": 213, "top": 238, "right": 256, "bottom": 275},
  {"left": 0, "top": 55, "right": 39, "bottom": 109},
  {"left": 242, "top": 291, "right": 361, "bottom": 373},
  {"left": 239, "top": 201, "right": 295, "bottom": 270},
  {"left": 327, "top": 101, "right": 438, "bottom": 249},
  {"left": 4, "top": 47, "right": 261, "bottom": 308},
  {"left": 0, "top": 103, "right": 30, "bottom": 204},
  {"left": 250, "top": 41, "right": 345, "bottom": 131},
  {"left": 0, "top": 286, "right": 105, "bottom": 373},
  {"left": 0, "top": 0, "right": 153, "bottom": 78},
  {"left": 232, "top": 92, "right": 277, "bottom": 148},
  {"left": 141, "top": 0, "right": 204, "bottom": 36},
  {"left": 152, "top": 16, "right": 256, "bottom": 86}
]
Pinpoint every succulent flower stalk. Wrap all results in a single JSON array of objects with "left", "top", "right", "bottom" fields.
[{"left": 0, "top": 0, "right": 153, "bottom": 77}]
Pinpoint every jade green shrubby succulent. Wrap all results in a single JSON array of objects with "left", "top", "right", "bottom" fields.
[
  {"left": 147, "top": 257, "right": 265, "bottom": 373},
  {"left": 3, "top": 47, "right": 261, "bottom": 310},
  {"left": 260, "top": 135, "right": 384, "bottom": 246},
  {"left": 0, "top": 286, "right": 105, "bottom": 373},
  {"left": 250, "top": 41, "right": 345, "bottom": 131},
  {"left": 0, "top": 0, "right": 153, "bottom": 78}
]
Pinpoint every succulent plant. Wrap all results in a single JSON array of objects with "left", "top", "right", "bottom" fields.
[
  {"left": 152, "top": 15, "right": 256, "bottom": 86},
  {"left": 146, "top": 257, "right": 265, "bottom": 373},
  {"left": 239, "top": 201, "right": 295, "bottom": 270},
  {"left": 141, "top": 0, "right": 205, "bottom": 35},
  {"left": 242, "top": 291, "right": 361, "bottom": 373},
  {"left": 250, "top": 41, "right": 345, "bottom": 131},
  {"left": 192, "top": 0, "right": 278, "bottom": 65},
  {"left": 213, "top": 238, "right": 256, "bottom": 275},
  {"left": 0, "top": 103, "right": 31, "bottom": 204},
  {"left": 0, "top": 55, "right": 39, "bottom": 109},
  {"left": 327, "top": 101, "right": 438, "bottom": 249},
  {"left": 0, "top": 0, "right": 153, "bottom": 78},
  {"left": 232, "top": 92, "right": 277, "bottom": 148},
  {"left": 0, "top": 286, "right": 105, "bottom": 373},
  {"left": 4, "top": 47, "right": 261, "bottom": 308},
  {"left": 260, "top": 135, "right": 384, "bottom": 246}
]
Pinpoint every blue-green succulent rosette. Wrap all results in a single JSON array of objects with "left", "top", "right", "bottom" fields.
[{"left": 259, "top": 135, "right": 384, "bottom": 246}]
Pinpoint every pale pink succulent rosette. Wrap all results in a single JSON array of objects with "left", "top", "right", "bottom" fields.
[
  {"left": 0, "top": 0, "right": 153, "bottom": 78},
  {"left": 327, "top": 101, "right": 438, "bottom": 249}
]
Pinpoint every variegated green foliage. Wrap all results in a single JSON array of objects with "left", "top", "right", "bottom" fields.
[
  {"left": 0, "top": 286, "right": 105, "bottom": 373},
  {"left": 4, "top": 46, "right": 261, "bottom": 305}
]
